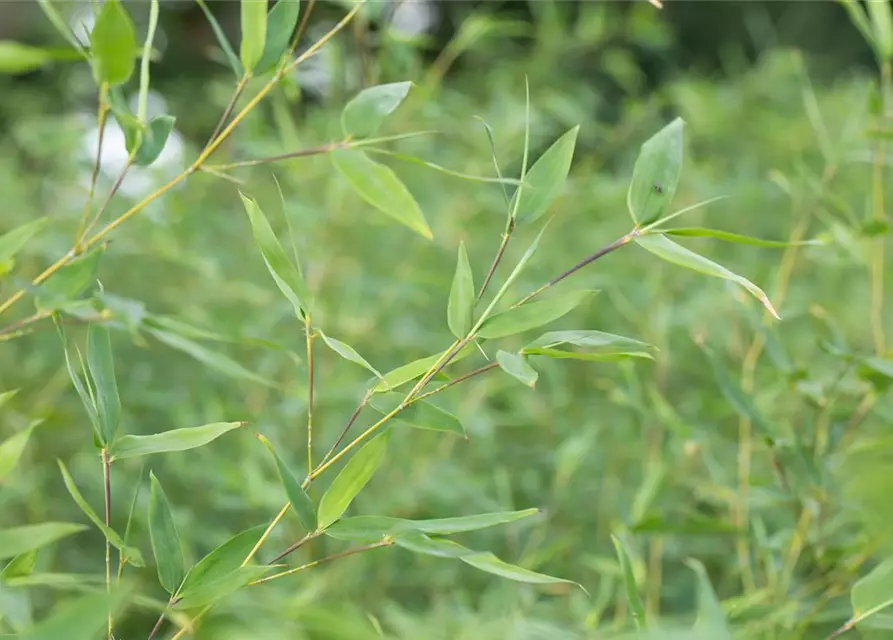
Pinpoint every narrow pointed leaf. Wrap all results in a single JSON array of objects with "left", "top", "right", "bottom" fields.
[
  {"left": 636, "top": 233, "right": 779, "bottom": 319},
  {"left": 368, "top": 394, "right": 465, "bottom": 436},
  {"left": 523, "top": 348, "right": 652, "bottom": 362},
  {"left": 240, "top": 191, "right": 312, "bottom": 318},
  {"left": 0, "top": 523, "right": 86, "bottom": 561},
  {"left": 319, "top": 331, "right": 382, "bottom": 378},
  {"left": 35, "top": 246, "right": 103, "bottom": 311},
  {"left": 612, "top": 534, "right": 646, "bottom": 628},
  {"left": 0, "top": 218, "right": 47, "bottom": 264},
  {"left": 148, "top": 472, "right": 185, "bottom": 594},
  {"left": 317, "top": 431, "right": 390, "bottom": 529},
  {"left": 36, "top": 0, "right": 87, "bottom": 56},
  {"left": 527, "top": 329, "right": 654, "bottom": 352},
  {"left": 512, "top": 125, "right": 579, "bottom": 224},
  {"left": 372, "top": 344, "right": 476, "bottom": 393},
  {"left": 61, "top": 342, "right": 101, "bottom": 441},
  {"left": 255, "top": 0, "right": 300, "bottom": 74},
  {"left": 627, "top": 118, "right": 684, "bottom": 225},
  {"left": 448, "top": 241, "right": 475, "bottom": 338},
  {"left": 196, "top": 0, "right": 242, "bottom": 76},
  {"left": 132, "top": 115, "right": 175, "bottom": 166},
  {"left": 477, "top": 290, "right": 595, "bottom": 340},
  {"left": 57, "top": 460, "right": 145, "bottom": 566},
  {"left": 240, "top": 0, "right": 268, "bottom": 72},
  {"left": 395, "top": 533, "right": 472, "bottom": 558},
  {"left": 137, "top": 0, "right": 160, "bottom": 123},
  {"left": 86, "top": 324, "right": 120, "bottom": 445},
  {"left": 257, "top": 435, "right": 317, "bottom": 532},
  {"left": 178, "top": 525, "right": 266, "bottom": 598},
  {"left": 19, "top": 589, "right": 130, "bottom": 640},
  {"left": 868, "top": 0, "right": 893, "bottom": 61},
  {"left": 496, "top": 350, "right": 538, "bottom": 388},
  {"left": 331, "top": 148, "right": 432, "bottom": 239},
  {"left": 175, "top": 566, "right": 273, "bottom": 610},
  {"left": 2, "top": 550, "right": 38, "bottom": 580},
  {"left": 342, "top": 81, "right": 413, "bottom": 138},
  {"left": 850, "top": 557, "right": 893, "bottom": 630},
  {"left": 0, "top": 421, "right": 39, "bottom": 481},
  {"left": 686, "top": 558, "right": 732, "bottom": 636},
  {"left": 326, "top": 508, "right": 538, "bottom": 542},
  {"left": 662, "top": 227, "right": 822, "bottom": 248},
  {"left": 89, "top": 0, "right": 136, "bottom": 86},
  {"left": 110, "top": 422, "right": 246, "bottom": 461}
]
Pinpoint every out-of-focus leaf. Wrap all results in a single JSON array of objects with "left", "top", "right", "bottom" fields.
[
  {"left": 342, "top": 81, "right": 412, "bottom": 138},
  {"left": 372, "top": 344, "right": 476, "bottom": 393},
  {"left": 661, "top": 227, "right": 823, "bottom": 248},
  {"left": 132, "top": 115, "right": 175, "bottom": 166},
  {"left": 0, "top": 421, "right": 40, "bottom": 481},
  {"left": 317, "top": 431, "right": 390, "bottom": 529},
  {"left": 240, "top": 0, "right": 268, "bottom": 73},
  {"left": 496, "top": 350, "right": 538, "bottom": 388},
  {"left": 368, "top": 394, "right": 465, "bottom": 436},
  {"left": 195, "top": 0, "right": 242, "bottom": 76},
  {"left": 447, "top": 241, "right": 475, "bottom": 338},
  {"left": 110, "top": 422, "right": 246, "bottom": 461},
  {"left": 319, "top": 331, "right": 382, "bottom": 379},
  {"left": 847, "top": 557, "right": 893, "bottom": 632},
  {"left": 477, "top": 290, "right": 595, "bottom": 340},
  {"left": 148, "top": 472, "right": 185, "bottom": 594},
  {"left": 35, "top": 247, "right": 104, "bottom": 312},
  {"left": 2, "top": 550, "right": 38, "bottom": 580},
  {"left": 686, "top": 558, "right": 732, "bottom": 637},
  {"left": 512, "top": 126, "right": 579, "bottom": 224},
  {"left": 177, "top": 525, "right": 266, "bottom": 599},
  {"left": 255, "top": 0, "right": 300, "bottom": 74},
  {"left": 0, "top": 523, "right": 86, "bottom": 561},
  {"left": 19, "top": 588, "right": 130, "bottom": 640},
  {"left": 89, "top": 0, "right": 137, "bottom": 86},
  {"left": 86, "top": 324, "right": 120, "bottom": 445},
  {"left": 0, "top": 218, "right": 47, "bottom": 265},
  {"left": 612, "top": 534, "right": 646, "bottom": 628},
  {"left": 257, "top": 435, "right": 317, "bottom": 532},
  {"left": 627, "top": 118, "right": 684, "bottom": 225}
]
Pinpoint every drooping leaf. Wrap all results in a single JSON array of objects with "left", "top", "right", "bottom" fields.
[
  {"left": 177, "top": 525, "right": 266, "bottom": 599},
  {"left": 326, "top": 508, "right": 539, "bottom": 543},
  {"left": 255, "top": 0, "right": 300, "bottom": 74},
  {"left": 512, "top": 125, "right": 579, "bottom": 224},
  {"left": 257, "top": 435, "right": 317, "bottom": 532},
  {"left": 0, "top": 421, "right": 39, "bottom": 481},
  {"left": 86, "top": 324, "right": 120, "bottom": 445},
  {"left": 89, "top": 0, "right": 137, "bottom": 86},
  {"left": 612, "top": 534, "right": 646, "bottom": 628},
  {"left": 109, "top": 422, "right": 246, "bottom": 461},
  {"left": 57, "top": 460, "right": 145, "bottom": 566},
  {"left": 661, "top": 227, "right": 822, "bottom": 248},
  {"left": 627, "top": 118, "right": 684, "bottom": 225},
  {"left": 239, "top": 191, "right": 312, "bottom": 318},
  {"left": 148, "top": 472, "right": 185, "bottom": 594},
  {"left": 0, "top": 218, "right": 47, "bottom": 265},
  {"left": 341, "top": 81, "right": 413, "bottom": 139},
  {"left": 60, "top": 341, "right": 101, "bottom": 442},
  {"left": 496, "top": 350, "right": 538, "bottom": 388},
  {"left": 19, "top": 588, "right": 130, "bottom": 640},
  {"left": 317, "top": 431, "right": 390, "bottom": 529},
  {"left": 240, "top": 0, "right": 268, "bottom": 73},
  {"left": 371, "top": 344, "right": 476, "bottom": 393},
  {"left": 195, "top": 0, "right": 242, "bottom": 76},
  {"left": 174, "top": 566, "right": 273, "bottom": 610},
  {"left": 319, "top": 331, "right": 382, "bottom": 379},
  {"left": 477, "top": 290, "right": 595, "bottom": 340},
  {"left": 35, "top": 246, "right": 103, "bottom": 312},
  {"left": 0, "top": 523, "right": 86, "bottom": 561},
  {"left": 447, "top": 241, "right": 475, "bottom": 338},
  {"left": 686, "top": 558, "right": 732, "bottom": 637},
  {"left": 331, "top": 148, "right": 432, "bottom": 239},
  {"left": 368, "top": 394, "right": 465, "bottom": 436},
  {"left": 635, "top": 233, "right": 780, "bottom": 319},
  {"left": 132, "top": 115, "right": 175, "bottom": 166}
]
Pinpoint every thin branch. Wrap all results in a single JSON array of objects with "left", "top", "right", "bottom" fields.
[
  {"left": 266, "top": 530, "right": 317, "bottom": 565},
  {"left": 305, "top": 315, "right": 315, "bottom": 476},
  {"left": 81, "top": 160, "right": 134, "bottom": 244},
  {"left": 411, "top": 361, "right": 499, "bottom": 403},
  {"left": 196, "top": 165, "right": 245, "bottom": 185},
  {"left": 147, "top": 611, "right": 166, "bottom": 640},
  {"left": 319, "top": 392, "right": 370, "bottom": 467},
  {"left": 76, "top": 83, "right": 110, "bottom": 250},
  {"left": 102, "top": 448, "right": 112, "bottom": 639},
  {"left": 205, "top": 75, "right": 249, "bottom": 150},
  {"left": 206, "top": 142, "right": 344, "bottom": 171},
  {"left": 477, "top": 218, "right": 514, "bottom": 301},
  {"left": 249, "top": 540, "right": 392, "bottom": 587}
]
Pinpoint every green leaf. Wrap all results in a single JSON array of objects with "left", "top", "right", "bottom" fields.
[
  {"left": 635, "top": 233, "right": 780, "bottom": 319},
  {"left": 0, "top": 421, "right": 39, "bottom": 481},
  {"left": 255, "top": 0, "right": 300, "bottom": 74},
  {"left": 612, "top": 534, "right": 646, "bottom": 628},
  {"left": 137, "top": 0, "right": 160, "bottom": 123},
  {"left": 371, "top": 344, "right": 476, "bottom": 393},
  {"left": 523, "top": 347, "right": 652, "bottom": 363},
  {"left": 317, "top": 431, "right": 390, "bottom": 529},
  {"left": 0, "top": 388, "right": 18, "bottom": 409},
  {"left": 860, "top": 355, "right": 893, "bottom": 391},
  {"left": 89, "top": 0, "right": 137, "bottom": 86},
  {"left": 331, "top": 148, "right": 432, "bottom": 240},
  {"left": 174, "top": 566, "right": 273, "bottom": 610},
  {"left": 0, "top": 41, "right": 53, "bottom": 74},
  {"left": 477, "top": 290, "right": 595, "bottom": 340},
  {"left": 686, "top": 558, "right": 732, "bottom": 637},
  {"left": 257, "top": 435, "right": 317, "bottom": 532},
  {"left": 60, "top": 342, "right": 101, "bottom": 442},
  {"left": 86, "top": 324, "right": 120, "bottom": 445},
  {"left": 527, "top": 329, "right": 654, "bottom": 352},
  {"left": 35, "top": 247, "right": 103, "bottom": 312},
  {"left": 368, "top": 394, "right": 465, "bottom": 436},
  {"left": 240, "top": 0, "right": 268, "bottom": 73},
  {"left": 2, "top": 550, "right": 38, "bottom": 580},
  {"left": 326, "top": 508, "right": 538, "bottom": 542},
  {"left": 0, "top": 523, "right": 86, "bottom": 561},
  {"left": 132, "top": 115, "right": 175, "bottom": 166},
  {"left": 195, "top": 0, "right": 242, "bottom": 76},
  {"left": 239, "top": 191, "right": 312, "bottom": 319},
  {"left": 661, "top": 227, "right": 822, "bottom": 248},
  {"left": 319, "top": 330, "right": 382, "bottom": 378},
  {"left": 496, "top": 350, "right": 538, "bottom": 388},
  {"left": 447, "top": 241, "right": 475, "bottom": 338},
  {"left": 36, "top": 0, "right": 87, "bottom": 57},
  {"left": 148, "top": 471, "right": 185, "bottom": 594},
  {"left": 849, "top": 557, "right": 893, "bottom": 630},
  {"left": 107, "top": 86, "right": 143, "bottom": 154},
  {"left": 148, "top": 328, "right": 274, "bottom": 387},
  {"left": 19, "top": 589, "right": 130, "bottom": 640},
  {"left": 868, "top": 0, "right": 893, "bottom": 61},
  {"left": 178, "top": 525, "right": 266, "bottom": 599},
  {"left": 512, "top": 125, "right": 579, "bottom": 224},
  {"left": 394, "top": 533, "right": 479, "bottom": 558},
  {"left": 0, "top": 218, "right": 47, "bottom": 267},
  {"left": 841, "top": 0, "right": 876, "bottom": 52},
  {"left": 57, "top": 460, "right": 145, "bottom": 567},
  {"left": 341, "top": 81, "right": 413, "bottom": 139},
  {"left": 480, "top": 222, "right": 550, "bottom": 314},
  {"left": 109, "top": 422, "right": 246, "bottom": 461},
  {"left": 627, "top": 118, "right": 684, "bottom": 225}
]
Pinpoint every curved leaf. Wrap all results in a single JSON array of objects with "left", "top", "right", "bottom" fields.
[
  {"left": 477, "top": 290, "right": 595, "bottom": 340},
  {"left": 448, "top": 241, "right": 475, "bottom": 338},
  {"left": 326, "top": 508, "right": 538, "bottom": 542},
  {"left": 661, "top": 227, "right": 822, "bottom": 248},
  {"left": 109, "top": 422, "right": 246, "bottom": 461},
  {"left": 342, "top": 81, "right": 412, "bottom": 139},
  {"left": 496, "top": 350, "right": 538, "bottom": 388},
  {"left": 0, "top": 523, "right": 86, "bottom": 561},
  {"left": 148, "top": 472, "right": 185, "bottom": 594},
  {"left": 255, "top": 0, "right": 300, "bottom": 74},
  {"left": 257, "top": 435, "right": 317, "bottom": 532},
  {"left": 86, "top": 324, "right": 120, "bottom": 445},
  {"left": 0, "top": 218, "right": 47, "bottom": 264},
  {"left": 317, "top": 431, "right": 390, "bottom": 529},
  {"left": 612, "top": 534, "right": 646, "bottom": 628},
  {"left": 0, "top": 421, "right": 39, "bottom": 481},
  {"left": 513, "top": 125, "right": 579, "bottom": 224},
  {"left": 132, "top": 115, "right": 175, "bottom": 167}
]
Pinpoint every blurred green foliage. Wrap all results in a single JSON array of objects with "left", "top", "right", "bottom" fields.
[{"left": 1, "top": 1, "right": 892, "bottom": 639}]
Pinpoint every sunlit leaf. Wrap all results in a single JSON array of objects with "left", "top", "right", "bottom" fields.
[
  {"left": 110, "top": 422, "right": 246, "bottom": 461},
  {"left": 0, "top": 421, "right": 39, "bottom": 481},
  {"left": 477, "top": 290, "right": 595, "bottom": 340},
  {"left": 86, "top": 324, "right": 120, "bottom": 445},
  {"left": 240, "top": 0, "right": 268, "bottom": 73},
  {"left": 447, "top": 241, "right": 475, "bottom": 338},
  {"left": 317, "top": 431, "right": 390, "bottom": 529},
  {"left": 0, "top": 523, "right": 86, "bottom": 561},
  {"left": 628, "top": 118, "right": 684, "bottom": 225},
  {"left": 257, "top": 435, "right": 317, "bottom": 532},
  {"left": 612, "top": 534, "right": 646, "bottom": 628},
  {"left": 342, "top": 81, "right": 412, "bottom": 139},
  {"left": 512, "top": 125, "right": 579, "bottom": 224},
  {"left": 496, "top": 350, "right": 538, "bottom": 388},
  {"left": 331, "top": 148, "right": 432, "bottom": 239},
  {"left": 178, "top": 525, "right": 266, "bottom": 599},
  {"left": 148, "top": 472, "right": 185, "bottom": 594},
  {"left": 319, "top": 331, "right": 382, "bottom": 379},
  {"left": 368, "top": 394, "right": 465, "bottom": 436},
  {"left": 635, "top": 233, "right": 779, "bottom": 319},
  {"left": 255, "top": 0, "right": 300, "bottom": 74},
  {"left": 89, "top": 0, "right": 137, "bottom": 86}
]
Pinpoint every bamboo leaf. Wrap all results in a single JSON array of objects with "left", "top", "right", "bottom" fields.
[
  {"left": 174, "top": 566, "right": 273, "bottom": 610},
  {"left": 0, "top": 218, "right": 47, "bottom": 265},
  {"left": 178, "top": 525, "right": 266, "bottom": 599},
  {"left": 319, "top": 330, "right": 382, "bottom": 379},
  {"left": 195, "top": 0, "right": 242, "bottom": 76},
  {"left": 447, "top": 241, "right": 475, "bottom": 338},
  {"left": 685, "top": 558, "right": 732, "bottom": 637},
  {"left": 86, "top": 324, "right": 121, "bottom": 445},
  {"left": 661, "top": 227, "right": 823, "bottom": 248},
  {"left": 255, "top": 0, "right": 300, "bottom": 74},
  {"left": 109, "top": 422, "right": 246, "bottom": 461},
  {"left": 342, "top": 81, "right": 412, "bottom": 139},
  {"left": 627, "top": 118, "right": 684, "bottom": 225},
  {"left": 477, "top": 290, "right": 595, "bottom": 340},
  {"left": 326, "top": 508, "right": 538, "bottom": 542},
  {"left": 240, "top": 0, "right": 268, "bottom": 73},
  {"left": 19, "top": 589, "right": 130, "bottom": 640},
  {"left": 612, "top": 534, "right": 646, "bottom": 628},
  {"left": 371, "top": 344, "right": 476, "bottom": 393},
  {"left": 0, "top": 421, "right": 40, "bottom": 481},
  {"left": 496, "top": 350, "right": 538, "bottom": 388},
  {"left": 317, "top": 431, "right": 390, "bottom": 529},
  {"left": 0, "top": 523, "right": 86, "bottom": 561},
  {"left": 512, "top": 125, "right": 579, "bottom": 224},
  {"left": 132, "top": 115, "right": 175, "bottom": 166},
  {"left": 89, "top": 0, "right": 137, "bottom": 86},
  {"left": 257, "top": 435, "right": 317, "bottom": 532},
  {"left": 148, "top": 472, "right": 185, "bottom": 594},
  {"left": 368, "top": 394, "right": 465, "bottom": 436}
]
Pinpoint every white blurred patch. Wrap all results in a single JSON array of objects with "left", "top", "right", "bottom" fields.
[{"left": 390, "top": 0, "right": 437, "bottom": 37}]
